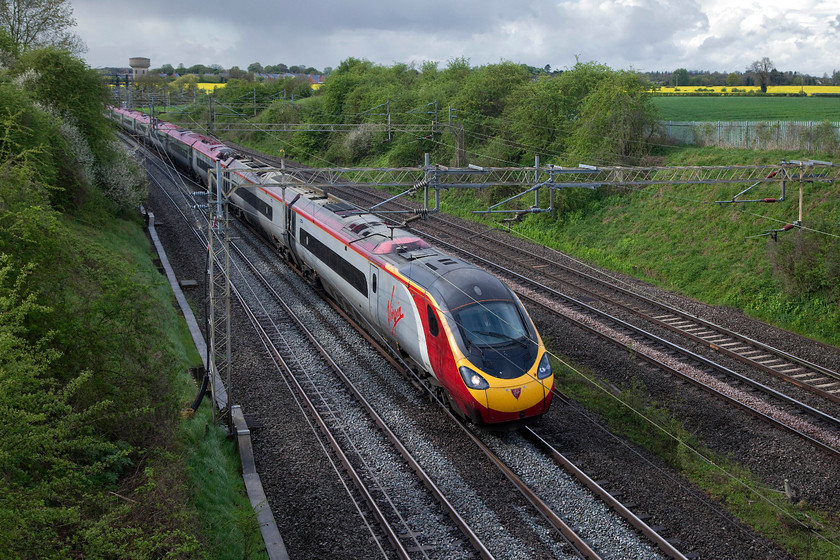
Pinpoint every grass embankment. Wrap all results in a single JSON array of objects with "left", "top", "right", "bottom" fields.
[{"left": 116, "top": 219, "right": 268, "bottom": 559}]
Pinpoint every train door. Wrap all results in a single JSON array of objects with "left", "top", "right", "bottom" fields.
[
  {"left": 288, "top": 210, "right": 297, "bottom": 253},
  {"left": 410, "top": 286, "right": 443, "bottom": 378},
  {"left": 369, "top": 265, "right": 380, "bottom": 325}
]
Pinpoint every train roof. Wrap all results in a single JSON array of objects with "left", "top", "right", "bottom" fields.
[{"left": 219, "top": 154, "right": 504, "bottom": 306}]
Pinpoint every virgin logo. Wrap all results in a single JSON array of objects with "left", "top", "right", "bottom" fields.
[
  {"left": 387, "top": 285, "right": 404, "bottom": 335},
  {"left": 511, "top": 388, "right": 521, "bottom": 400}
]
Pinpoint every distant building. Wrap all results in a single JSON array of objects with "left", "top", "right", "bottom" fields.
[{"left": 129, "top": 57, "right": 151, "bottom": 80}]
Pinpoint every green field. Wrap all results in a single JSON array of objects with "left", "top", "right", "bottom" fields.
[{"left": 651, "top": 96, "right": 840, "bottom": 122}]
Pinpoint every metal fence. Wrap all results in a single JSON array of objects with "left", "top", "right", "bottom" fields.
[{"left": 661, "top": 120, "right": 840, "bottom": 153}]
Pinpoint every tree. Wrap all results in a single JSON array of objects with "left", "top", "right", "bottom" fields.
[
  {"left": 673, "top": 68, "right": 689, "bottom": 86},
  {"left": 14, "top": 47, "right": 110, "bottom": 161},
  {"left": 185, "top": 63, "right": 209, "bottom": 75},
  {"left": 0, "top": 0, "right": 85, "bottom": 54},
  {"left": 507, "top": 61, "right": 659, "bottom": 165},
  {"left": 158, "top": 63, "right": 174, "bottom": 75},
  {"left": 726, "top": 72, "right": 741, "bottom": 86},
  {"left": 227, "top": 65, "right": 253, "bottom": 81},
  {"left": 247, "top": 61, "right": 263, "bottom": 73},
  {"left": 567, "top": 69, "right": 659, "bottom": 164},
  {"left": 749, "top": 57, "right": 774, "bottom": 93}
]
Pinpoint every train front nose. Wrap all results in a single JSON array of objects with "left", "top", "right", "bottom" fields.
[{"left": 482, "top": 375, "right": 553, "bottom": 423}]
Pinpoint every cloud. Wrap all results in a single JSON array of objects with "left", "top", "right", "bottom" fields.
[{"left": 72, "top": 0, "right": 840, "bottom": 75}]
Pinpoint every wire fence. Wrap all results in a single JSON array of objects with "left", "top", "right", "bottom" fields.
[{"left": 662, "top": 120, "right": 840, "bottom": 153}]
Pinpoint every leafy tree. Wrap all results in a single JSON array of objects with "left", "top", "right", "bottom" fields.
[
  {"left": 726, "top": 72, "right": 741, "bottom": 86},
  {"left": 452, "top": 61, "right": 530, "bottom": 122},
  {"left": 566, "top": 69, "right": 659, "bottom": 164},
  {"left": 0, "top": 0, "right": 85, "bottom": 54},
  {"left": 505, "top": 61, "right": 658, "bottom": 165},
  {"left": 158, "top": 63, "right": 174, "bottom": 75},
  {"left": 749, "top": 57, "right": 774, "bottom": 93},
  {"left": 0, "top": 26, "right": 17, "bottom": 64},
  {"left": 320, "top": 57, "right": 376, "bottom": 117},
  {"left": 13, "top": 47, "right": 110, "bottom": 162},
  {"left": 673, "top": 68, "right": 689, "bottom": 86},
  {"left": 227, "top": 65, "right": 252, "bottom": 81},
  {"left": 185, "top": 63, "right": 209, "bottom": 75},
  {"left": 247, "top": 61, "right": 263, "bottom": 73},
  {"left": 506, "top": 74, "right": 572, "bottom": 162},
  {"left": 168, "top": 73, "right": 199, "bottom": 93},
  {"left": 134, "top": 72, "right": 165, "bottom": 93}
]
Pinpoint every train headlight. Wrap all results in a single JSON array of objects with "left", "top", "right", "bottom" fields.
[
  {"left": 536, "top": 353, "right": 552, "bottom": 379},
  {"left": 459, "top": 366, "right": 489, "bottom": 390}
]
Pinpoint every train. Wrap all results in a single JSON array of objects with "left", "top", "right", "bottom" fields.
[{"left": 110, "top": 106, "right": 554, "bottom": 426}]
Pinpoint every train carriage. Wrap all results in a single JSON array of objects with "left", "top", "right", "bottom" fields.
[{"left": 112, "top": 106, "right": 554, "bottom": 426}]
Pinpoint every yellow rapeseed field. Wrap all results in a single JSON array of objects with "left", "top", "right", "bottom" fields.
[
  {"left": 197, "top": 83, "right": 225, "bottom": 92},
  {"left": 656, "top": 85, "right": 840, "bottom": 95}
]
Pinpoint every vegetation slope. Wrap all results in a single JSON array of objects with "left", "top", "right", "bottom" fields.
[{"left": 0, "top": 44, "right": 263, "bottom": 559}]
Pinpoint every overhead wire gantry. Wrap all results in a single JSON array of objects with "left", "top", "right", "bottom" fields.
[{"left": 202, "top": 156, "right": 837, "bottom": 423}]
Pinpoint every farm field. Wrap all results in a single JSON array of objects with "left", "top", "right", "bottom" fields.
[{"left": 652, "top": 95, "right": 840, "bottom": 122}]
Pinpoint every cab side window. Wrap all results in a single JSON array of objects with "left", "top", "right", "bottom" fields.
[{"left": 427, "top": 305, "right": 439, "bottom": 337}]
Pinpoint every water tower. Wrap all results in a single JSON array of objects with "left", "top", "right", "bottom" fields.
[{"left": 129, "top": 57, "right": 150, "bottom": 79}]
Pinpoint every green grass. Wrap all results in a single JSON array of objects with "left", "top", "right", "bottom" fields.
[
  {"left": 552, "top": 356, "right": 840, "bottom": 559},
  {"left": 180, "top": 408, "right": 268, "bottom": 560},
  {"left": 93, "top": 212, "right": 267, "bottom": 558},
  {"left": 166, "top": 258, "right": 268, "bottom": 559},
  {"left": 652, "top": 96, "right": 840, "bottom": 122}
]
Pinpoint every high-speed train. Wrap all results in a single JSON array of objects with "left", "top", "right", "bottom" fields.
[{"left": 111, "top": 107, "right": 554, "bottom": 426}]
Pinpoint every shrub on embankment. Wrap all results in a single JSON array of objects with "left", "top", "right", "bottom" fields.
[{"left": 0, "top": 43, "right": 261, "bottom": 558}]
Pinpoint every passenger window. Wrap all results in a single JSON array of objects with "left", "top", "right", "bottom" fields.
[{"left": 427, "top": 305, "right": 439, "bottom": 337}]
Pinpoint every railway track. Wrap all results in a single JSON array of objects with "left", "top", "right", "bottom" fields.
[
  {"left": 228, "top": 232, "right": 486, "bottom": 559},
  {"left": 226, "top": 191, "right": 683, "bottom": 560},
  {"left": 136, "top": 136, "right": 484, "bottom": 558},
  {"left": 308, "top": 181, "right": 840, "bottom": 458},
  {"left": 134, "top": 137, "right": 699, "bottom": 559}
]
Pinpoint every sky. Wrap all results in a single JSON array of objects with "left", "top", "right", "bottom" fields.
[{"left": 73, "top": 0, "right": 840, "bottom": 77}]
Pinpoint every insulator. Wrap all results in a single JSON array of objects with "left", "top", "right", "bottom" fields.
[
  {"left": 762, "top": 198, "right": 778, "bottom": 203},
  {"left": 192, "top": 191, "right": 208, "bottom": 196}
]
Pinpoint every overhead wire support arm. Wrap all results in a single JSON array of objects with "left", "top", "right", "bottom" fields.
[
  {"left": 715, "top": 167, "right": 786, "bottom": 204},
  {"left": 368, "top": 177, "right": 430, "bottom": 211},
  {"left": 475, "top": 180, "right": 554, "bottom": 215}
]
